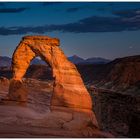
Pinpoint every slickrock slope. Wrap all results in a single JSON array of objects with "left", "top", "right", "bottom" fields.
[{"left": 0, "top": 78, "right": 113, "bottom": 138}]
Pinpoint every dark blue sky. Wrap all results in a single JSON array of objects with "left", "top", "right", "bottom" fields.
[{"left": 0, "top": 2, "right": 140, "bottom": 59}]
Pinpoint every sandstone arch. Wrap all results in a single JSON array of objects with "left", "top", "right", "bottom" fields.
[{"left": 8, "top": 36, "right": 92, "bottom": 110}]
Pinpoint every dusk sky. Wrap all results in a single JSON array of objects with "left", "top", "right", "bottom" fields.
[{"left": 0, "top": 2, "right": 140, "bottom": 60}]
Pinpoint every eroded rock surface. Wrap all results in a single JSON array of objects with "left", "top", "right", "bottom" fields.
[
  {"left": 90, "top": 88, "right": 140, "bottom": 137},
  {"left": 0, "top": 77, "right": 9, "bottom": 86},
  {"left": 0, "top": 78, "right": 113, "bottom": 138}
]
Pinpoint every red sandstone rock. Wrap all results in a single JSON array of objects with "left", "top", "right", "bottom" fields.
[
  {"left": 8, "top": 79, "right": 28, "bottom": 102},
  {"left": 0, "top": 77, "right": 9, "bottom": 85}
]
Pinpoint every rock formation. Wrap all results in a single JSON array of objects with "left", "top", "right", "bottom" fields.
[
  {"left": 90, "top": 88, "right": 140, "bottom": 137},
  {"left": 8, "top": 35, "right": 92, "bottom": 109},
  {"left": 4, "top": 35, "right": 100, "bottom": 132}
]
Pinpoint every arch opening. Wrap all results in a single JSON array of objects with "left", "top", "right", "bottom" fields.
[{"left": 25, "top": 57, "right": 54, "bottom": 81}]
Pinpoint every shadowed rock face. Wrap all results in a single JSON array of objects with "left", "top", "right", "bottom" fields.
[
  {"left": 9, "top": 35, "right": 92, "bottom": 110},
  {"left": 90, "top": 88, "right": 140, "bottom": 137}
]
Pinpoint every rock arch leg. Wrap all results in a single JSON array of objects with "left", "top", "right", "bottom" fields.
[
  {"left": 8, "top": 42, "right": 36, "bottom": 101},
  {"left": 49, "top": 46, "right": 92, "bottom": 109}
]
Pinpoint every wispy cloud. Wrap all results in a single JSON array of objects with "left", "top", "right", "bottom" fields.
[
  {"left": 65, "top": 2, "right": 115, "bottom": 13},
  {"left": 0, "top": 7, "right": 29, "bottom": 13},
  {"left": 49, "top": 16, "right": 140, "bottom": 33},
  {"left": 65, "top": 4, "right": 94, "bottom": 13},
  {"left": 112, "top": 8, "right": 140, "bottom": 18},
  {"left": 42, "top": 2, "right": 64, "bottom": 6},
  {"left": 66, "top": 7, "right": 81, "bottom": 13},
  {"left": 0, "top": 11, "right": 140, "bottom": 35}
]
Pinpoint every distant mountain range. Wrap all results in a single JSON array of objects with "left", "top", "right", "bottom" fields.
[
  {"left": 68, "top": 55, "right": 111, "bottom": 64},
  {"left": 0, "top": 56, "right": 12, "bottom": 67},
  {"left": 68, "top": 55, "right": 85, "bottom": 64},
  {"left": 0, "top": 55, "right": 111, "bottom": 67}
]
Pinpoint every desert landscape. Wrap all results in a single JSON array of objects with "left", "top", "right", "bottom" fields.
[
  {"left": 0, "top": 1, "right": 140, "bottom": 138},
  {"left": 0, "top": 37, "right": 140, "bottom": 137},
  {"left": 0, "top": 35, "right": 111, "bottom": 138}
]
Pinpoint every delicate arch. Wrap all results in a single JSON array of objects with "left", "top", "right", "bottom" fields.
[{"left": 8, "top": 36, "right": 92, "bottom": 110}]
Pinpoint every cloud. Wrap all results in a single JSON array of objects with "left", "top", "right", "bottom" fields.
[
  {"left": 0, "top": 13, "right": 140, "bottom": 35},
  {"left": 0, "top": 26, "right": 49, "bottom": 35},
  {"left": 42, "top": 2, "right": 64, "bottom": 6},
  {"left": 48, "top": 15, "right": 140, "bottom": 33},
  {"left": 65, "top": 6, "right": 93, "bottom": 13},
  {"left": 65, "top": 3, "right": 113, "bottom": 13},
  {"left": 96, "top": 7, "right": 112, "bottom": 12},
  {"left": 112, "top": 8, "right": 140, "bottom": 18},
  {"left": 0, "top": 8, "right": 28, "bottom": 13},
  {"left": 66, "top": 7, "right": 81, "bottom": 13},
  {"left": 65, "top": 4, "right": 95, "bottom": 13}
]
